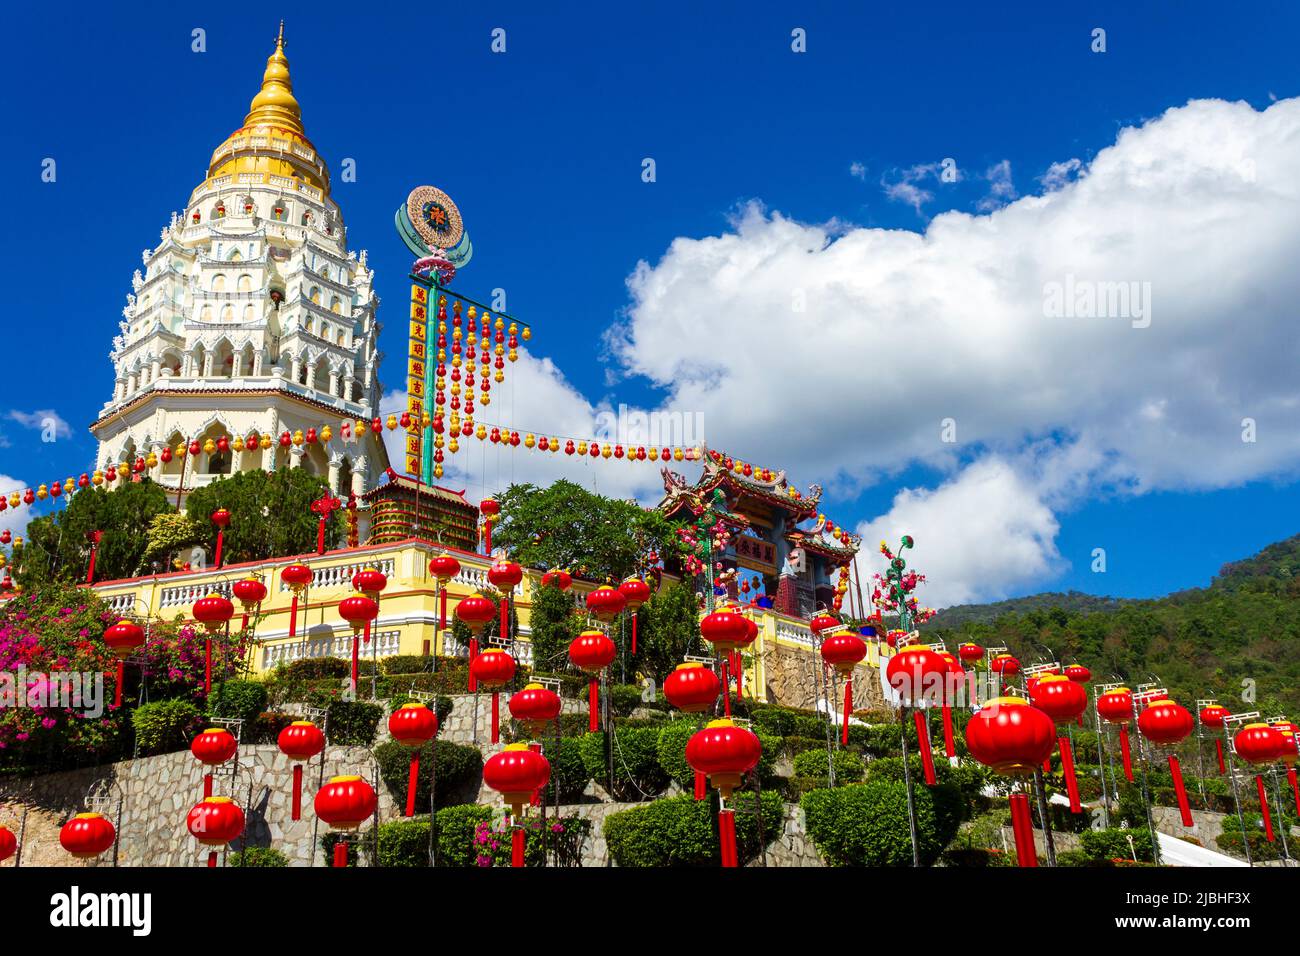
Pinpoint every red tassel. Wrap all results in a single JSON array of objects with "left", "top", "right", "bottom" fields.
[
  {"left": 204, "top": 773, "right": 213, "bottom": 799},
  {"left": 1119, "top": 725, "right": 1134, "bottom": 782},
  {"left": 333, "top": 841, "right": 348, "bottom": 868},
  {"left": 631, "top": 614, "right": 637, "bottom": 655},
  {"left": 215, "top": 530, "right": 224, "bottom": 569},
  {"left": 1257, "top": 774, "right": 1275, "bottom": 842},
  {"left": 468, "top": 637, "right": 479, "bottom": 692},
  {"left": 240, "top": 613, "right": 249, "bottom": 632},
  {"left": 734, "top": 651, "right": 744, "bottom": 699},
  {"left": 438, "top": 585, "right": 447, "bottom": 631},
  {"left": 842, "top": 679, "right": 852, "bottom": 746},
  {"left": 941, "top": 703, "right": 955, "bottom": 758},
  {"left": 1042, "top": 757, "right": 1052, "bottom": 775},
  {"left": 351, "top": 635, "right": 359, "bottom": 694},
  {"left": 694, "top": 770, "right": 706, "bottom": 800},
  {"left": 500, "top": 596, "right": 508, "bottom": 639},
  {"left": 363, "top": 620, "right": 371, "bottom": 646},
  {"left": 291, "top": 764, "right": 303, "bottom": 821},
  {"left": 114, "top": 660, "right": 124, "bottom": 710},
  {"left": 1288, "top": 768, "right": 1299, "bottom": 816},
  {"left": 1168, "top": 755, "right": 1193, "bottom": 827},
  {"left": 530, "top": 743, "right": 543, "bottom": 806},
  {"left": 511, "top": 826, "right": 525, "bottom": 867},
  {"left": 588, "top": 679, "right": 599, "bottom": 733},
  {"left": 1009, "top": 792, "right": 1038, "bottom": 867},
  {"left": 316, "top": 517, "right": 326, "bottom": 555},
  {"left": 914, "top": 710, "right": 936, "bottom": 785},
  {"left": 86, "top": 545, "right": 97, "bottom": 585},
  {"left": 289, "top": 593, "right": 299, "bottom": 639},
  {"left": 1060, "top": 736, "right": 1082, "bottom": 813},
  {"left": 720, "top": 659, "right": 732, "bottom": 718},
  {"left": 1215, "top": 738, "right": 1226, "bottom": 775},
  {"left": 491, "top": 692, "right": 500, "bottom": 744},
  {"left": 207, "top": 851, "right": 217, "bottom": 869},
  {"left": 718, "top": 809, "right": 738, "bottom": 868},
  {"left": 406, "top": 753, "right": 420, "bottom": 818}
]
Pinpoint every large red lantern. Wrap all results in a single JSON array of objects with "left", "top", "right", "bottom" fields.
[
  {"left": 1271, "top": 720, "right": 1300, "bottom": 816},
  {"left": 989, "top": 654, "right": 1020, "bottom": 693},
  {"left": 585, "top": 584, "right": 627, "bottom": 623},
  {"left": 1097, "top": 687, "right": 1136, "bottom": 783},
  {"left": 338, "top": 592, "right": 379, "bottom": 695},
  {"left": 1137, "top": 699, "right": 1196, "bottom": 828},
  {"left": 958, "top": 642, "right": 985, "bottom": 664},
  {"left": 886, "top": 644, "right": 949, "bottom": 785},
  {"left": 569, "top": 630, "right": 617, "bottom": 732},
  {"left": 479, "top": 498, "right": 501, "bottom": 555},
  {"left": 618, "top": 577, "right": 651, "bottom": 653},
  {"left": 315, "top": 776, "right": 378, "bottom": 867},
  {"left": 0, "top": 825, "right": 15, "bottom": 863},
  {"left": 935, "top": 651, "right": 965, "bottom": 757},
  {"left": 455, "top": 592, "right": 497, "bottom": 693},
  {"left": 429, "top": 552, "right": 461, "bottom": 642},
  {"left": 1029, "top": 674, "right": 1088, "bottom": 814},
  {"left": 809, "top": 613, "right": 840, "bottom": 636},
  {"left": 352, "top": 566, "right": 387, "bottom": 598},
  {"left": 277, "top": 720, "right": 325, "bottom": 821},
  {"left": 192, "top": 593, "right": 234, "bottom": 696},
  {"left": 821, "top": 632, "right": 867, "bottom": 746},
  {"left": 1064, "top": 663, "right": 1091, "bottom": 684},
  {"left": 470, "top": 648, "right": 517, "bottom": 744},
  {"left": 191, "top": 726, "right": 237, "bottom": 798},
  {"left": 59, "top": 813, "right": 116, "bottom": 860},
  {"left": 231, "top": 576, "right": 267, "bottom": 631},
  {"left": 1234, "top": 722, "right": 1287, "bottom": 843},
  {"left": 700, "top": 607, "right": 754, "bottom": 718},
  {"left": 1200, "top": 703, "right": 1230, "bottom": 775},
  {"left": 388, "top": 703, "right": 439, "bottom": 817},
  {"left": 102, "top": 619, "right": 145, "bottom": 709},
  {"left": 281, "top": 563, "right": 313, "bottom": 638},
  {"left": 509, "top": 683, "right": 561, "bottom": 737},
  {"left": 186, "top": 796, "right": 245, "bottom": 867},
  {"left": 483, "top": 744, "right": 551, "bottom": 867},
  {"left": 488, "top": 558, "right": 523, "bottom": 640},
  {"left": 685, "top": 719, "right": 762, "bottom": 868},
  {"left": 541, "top": 568, "right": 572, "bottom": 591},
  {"left": 965, "top": 697, "right": 1056, "bottom": 867},
  {"left": 664, "top": 662, "right": 721, "bottom": 714},
  {"left": 210, "top": 508, "right": 231, "bottom": 568}
]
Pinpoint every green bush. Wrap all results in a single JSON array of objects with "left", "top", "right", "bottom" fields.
[
  {"left": 227, "top": 847, "right": 289, "bottom": 867},
  {"left": 285, "top": 657, "right": 349, "bottom": 680},
  {"left": 133, "top": 699, "right": 202, "bottom": 754},
  {"left": 579, "top": 726, "right": 668, "bottom": 799},
  {"left": 544, "top": 736, "right": 593, "bottom": 801},
  {"left": 603, "top": 791, "right": 783, "bottom": 866},
  {"left": 781, "top": 735, "right": 826, "bottom": 758},
  {"left": 750, "top": 706, "right": 800, "bottom": 738},
  {"left": 370, "top": 812, "right": 592, "bottom": 867},
  {"left": 434, "top": 804, "right": 493, "bottom": 866},
  {"left": 325, "top": 700, "right": 383, "bottom": 746},
  {"left": 320, "top": 831, "right": 363, "bottom": 867},
  {"left": 382, "top": 655, "right": 432, "bottom": 675},
  {"left": 801, "top": 780, "right": 963, "bottom": 866},
  {"left": 207, "top": 679, "right": 269, "bottom": 725},
  {"left": 374, "top": 739, "right": 484, "bottom": 810},
  {"left": 792, "top": 747, "right": 865, "bottom": 783},
  {"left": 248, "top": 711, "right": 295, "bottom": 745},
  {"left": 1079, "top": 827, "right": 1155, "bottom": 863}
]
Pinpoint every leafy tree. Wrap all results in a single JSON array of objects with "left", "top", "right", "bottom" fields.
[
  {"left": 183, "top": 467, "right": 344, "bottom": 563},
  {"left": 529, "top": 581, "right": 579, "bottom": 673},
  {"left": 638, "top": 582, "right": 701, "bottom": 682},
  {"left": 491, "top": 480, "right": 683, "bottom": 583},
  {"left": 142, "top": 512, "right": 203, "bottom": 568},
  {"left": 18, "top": 482, "right": 175, "bottom": 585}
]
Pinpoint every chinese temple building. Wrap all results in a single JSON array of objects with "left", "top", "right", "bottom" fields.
[
  {"left": 658, "top": 447, "right": 861, "bottom": 619},
  {"left": 362, "top": 473, "right": 478, "bottom": 552}
]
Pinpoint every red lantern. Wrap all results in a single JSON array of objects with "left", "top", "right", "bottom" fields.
[
  {"left": 1136, "top": 699, "right": 1196, "bottom": 828},
  {"left": 210, "top": 508, "right": 231, "bottom": 568},
  {"left": 958, "top": 642, "right": 984, "bottom": 664},
  {"left": 619, "top": 577, "right": 652, "bottom": 653},
  {"left": 989, "top": 653, "right": 1020, "bottom": 677},
  {"left": 59, "top": 813, "right": 116, "bottom": 860},
  {"left": 809, "top": 613, "right": 840, "bottom": 635},
  {"left": 230, "top": 576, "right": 267, "bottom": 633},
  {"left": 821, "top": 632, "right": 867, "bottom": 746},
  {"left": 456, "top": 591, "right": 497, "bottom": 692},
  {"left": 352, "top": 567, "right": 388, "bottom": 598},
  {"left": 191, "top": 727, "right": 237, "bottom": 799},
  {"left": 1029, "top": 675, "right": 1088, "bottom": 813},
  {"left": 470, "top": 648, "right": 517, "bottom": 743},
  {"left": 1096, "top": 687, "right": 1136, "bottom": 782},
  {"left": 1201, "top": 703, "right": 1230, "bottom": 774},
  {"left": 1272, "top": 720, "right": 1300, "bottom": 816},
  {"left": 541, "top": 568, "right": 572, "bottom": 591},
  {"left": 0, "top": 825, "right": 15, "bottom": 863},
  {"left": 685, "top": 718, "right": 762, "bottom": 867},
  {"left": 488, "top": 558, "right": 523, "bottom": 638},
  {"left": 1234, "top": 722, "right": 1288, "bottom": 842},
  {"left": 509, "top": 683, "right": 562, "bottom": 737},
  {"left": 585, "top": 585, "right": 627, "bottom": 623},
  {"left": 339, "top": 592, "right": 379, "bottom": 693},
  {"left": 664, "top": 662, "right": 722, "bottom": 714},
  {"left": 102, "top": 619, "right": 145, "bottom": 710},
  {"left": 388, "top": 703, "right": 439, "bottom": 817},
  {"left": 281, "top": 563, "right": 312, "bottom": 639},
  {"left": 192, "top": 594, "right": 234, "bottom": 632},
  {"left": 886, "top": 644, "right": 949, "bottom": 785},
  {"left": 428, "top": 552, "right": 461, "bottom": 638},
  {"left": 479, "top": 498, "right": 500, "bottom": 554},
  {"left": 315, "top": 776, "right": 377, "bottom": 867},
  {"left": 186, "top": 797, "right": 245, "bottom": 867},
  {"left": 278, "top": 721, "right": 325, "bottom": 821},
  {"left": 1064, "top": 663, "right": 1091, "bottom": 683},
  {"left": 483, "top": 744, "right": 552, "bottom": 865},
  {"left": 569, "top": 630, "right": 617, "bottom": 732},
  {"left": 965, "top": 696, "right": 1056, "bottom": 866}
]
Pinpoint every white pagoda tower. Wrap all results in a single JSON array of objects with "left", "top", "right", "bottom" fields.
[{"left": 90, "top": 25, "right": 388, "bottom": 503}]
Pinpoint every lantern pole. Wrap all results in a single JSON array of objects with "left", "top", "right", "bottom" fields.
[
  {"left": 897, "top": 711, "right": 921, "bottom": 867},
  {"left": 1270, "top": 766, "right": 1293, "bottom": 865},
  {"left": 1222, "top": 723, "right": 1253, "bottom": 867},
  {"left": 1031, "top": 767, "right": 1057, "bottom": 866},
  {"left": 1093, "top": 687, "right": 1111, "bottom": 828}
]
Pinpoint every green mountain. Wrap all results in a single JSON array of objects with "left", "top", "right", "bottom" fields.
[{"left": 922, "top": 532, "right": 1300, "bottom": 716}]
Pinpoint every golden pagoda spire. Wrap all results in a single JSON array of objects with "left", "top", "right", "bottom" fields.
[{"left": 243, "top": 22, "right": 304, "bottom": 134}]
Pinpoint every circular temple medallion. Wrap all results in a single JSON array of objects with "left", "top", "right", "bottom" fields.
[{"left": 406, "top": 185, "right": 464, "bottom": 252}]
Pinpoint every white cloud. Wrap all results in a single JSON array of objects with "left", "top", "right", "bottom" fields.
[
  {"left": 854, "top": 456, "right": 1063, "bottom": 608},
  {"left": 976, "top": 159, "right": 1017, "bottom": 211},
  {"left": 0, "top": 475, "right": 33, "bottom": 544},
  {"left": 1041, "top": 157, "right": 1083, "bottom": 191},
  {"left": 9, "top": 409, "right": 72, "bottom": 440},
  {"left": 849, "top": 161, "right": 867, "bottom": 181}
]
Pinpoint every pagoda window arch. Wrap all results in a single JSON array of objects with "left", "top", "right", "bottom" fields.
[
  {"left": 211, "top": 274, "right": 226, "bottom": 293},
  {"left": 243, "top": 304, "right": 255, "bottom": 323},
  {"left": 312, "top": 357, "right": 330, "bottom": 393},
  {"left": 309, "top": 286, "right": 321, "bottom": 305},
  {"left": 230, "top": 249, "right": 242, "bottom": 262},
  {"left": 330, "top": 296, "right": 342, "bottom": 314},
  {"left": 237, "top": 274, "right": 253, "bottom": 293},
  {"left": 336, "top": 457, "right": 353, "bottom": 497},
  {"left": 220, "top": 305, "right": 234, "bottom": 322},
  {"left": 199, "top": 422, "right": 231, "bottom": 475},
  {"left": 200, "top": 305, "right": 213, "bottom": 323}
]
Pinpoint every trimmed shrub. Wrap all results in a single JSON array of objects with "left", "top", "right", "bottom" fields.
[
  {"left": 325, "top": 700, "right": 383, "bottom": 746},
  {"left": 579, "top": 726, "right": 668, "bottom": 799},
  {"left": 370, "top": 812, "right": 592, "bottom": 867},
  {"left": 285, "top": 657, "right": 349, "bottom": 680},
  {"left": 434, "top": 804, "right": 493, "bottom": 866},
  {"left": 374, "top": 739, "right": 484, "bottom": 810},
  {"left": 248, "top": 711, "right": 295, "bottom": 745},
  {"left": 227, "top": 847, "right": 289, "bottom": 867},
  {"left": 382, "top": 655, "right": 432, "bottom": 675},
  {"left": 545, "top": 736, "right": 593, "bottom": 801},
  {"left": 132, "top": 699, "right": 202, "bottom": 754},
  {"left": 792, "top": 747, "right": 865, "bottom": 783},
  {"left": 1080, "top": 827, "right": 1156, "bottom": 863},
  {"left": 781, "top": 735, "right": 826, "bottom": 758},
  {"left": 603, "top": 791, "right": 782, "bottom": 866},
  {"left": 802, "top": 780, "right": 963, "bottom": 866},
  {"left": 207, "top": 679, "right": 268, "bottom": 725}
]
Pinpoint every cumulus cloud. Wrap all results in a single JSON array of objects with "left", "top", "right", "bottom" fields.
[
  {"left": 849, "top": 161, "right": 867, "bottom": 181},
  {"left": 0, "top": 475, "right": 32, "bottom": 543},
  {"left": 976, "top": 159, "right": 1017, "bottom": 211},
  {"left": 8, "top": 409, "right": 72, "bottom": 440},
  {"left": 1041, "top": 157, "right": 1083, "bottom": 191},
  {"left": 601, "top": 96, "right": 1300, "bottom": 601}
]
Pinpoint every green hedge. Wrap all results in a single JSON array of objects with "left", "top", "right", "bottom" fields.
[
  {"left": 227, "top": 847, "right": 289, "bottom": 867},
  {"left": 579, "top": 726, "right": 669, "bottom": 800},
  {"left": 382, "top": 655, "right": 433, "bottom": 675},
  {"left": 801, "top": 780, "right": 963, "bottom": 866},
  {"left": 373, "top": 739, "right": 484, "bottom": 810},
  {"left": 369, "top": 811, "right": 592, "bottom": 867},
  {"left": 1080, "top": 827, "right": 1155, "bottom": 863},
  {"left": 248, "top": 711, "right": 295, "bottom": 745},
  {"left": 133, "top": 699, "right": 202, "bottom": 754},
  {"left": 792, "top": 747, "right": 865, "bottom": 783},
  {"left": 325, "top": 700, "right": 383, "bottom": 746},
  {"left": 207, "top": 679, "right": 269, "bottom": 725},
  {"left": 603, "top": 791, "right": 782, "bottom": 866}
]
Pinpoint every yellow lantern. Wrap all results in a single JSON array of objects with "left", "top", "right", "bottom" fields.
[
  {"left": 508, "top": 322, "right": 518, "bottom": 335},
  {"left": 203, "top": 439, "right": 216, "bottom": 455},
  {"left": 422, "top": 413, "right": 432, "bottom": 428},
  {"left": 601, "top": 443, "right": 612, "bottom": 460},
  {"left": 648, "top": 448, "right": 659, "bottom": 461},
  {"left": 92, "top": 471, "right": 104, "bottom": 486},
  {"left": 524, "top": 433, "right": 536, "bottom": 449},
  {"left": 36, "top": 485, "right": 48, "bottom": 501},
  {"left": 481, "top": 394, "right": 491, "bottom": 406},
  {"left": 495, "top": 317, "right": 504, "bottom": 331},
  {"left": 434, "top": 464, "right": 444, "bottom": 479},
  {"left": 494, "top": 371, "right": 504, "bottom": 383},
  {"left": 8, "top": 493, "right": 19, "bottom": 508},
  {"left": 321, "top": 425, "right": 332, "bottom": 442},
  {"left": 577, "top": 441, "right": 588, "bottom": 455},
  {"left": 508, "top": 349, "right": 518, "bottom": 363},
  {"left": 386, "top": 415, "right": 397, "bottom": 430},
  {"left": 65, "top": 477, "right": 75, "bottom": 492},
  {"left": 550, "top": 438, "right": 559, "bottom": 453},
  {"left": 448, "top": 437, "right": 459, "bottom": 453},
  {"left": 673, "top": 448, "right": 684, "bottom": 462},
  {"left": 292, "top": 430, "right": 304, "bottom": 446},
  {"left": 476, "top": 424, "right": 487, "bottom": 440},
  {"left": 232, "top": 437, "right": 244, "bottom": 452},
  {"left": 433, "top": 434, "right": 445, "bottom": 450},
  {"left": 146, "top": 451, "right": 158, "bottom": 468},
  {"left": 260, "top": 434, "right": 272, "bottom": 450},
  {"left": 521, "top": 327, "right": 531, "bottom": 341}
]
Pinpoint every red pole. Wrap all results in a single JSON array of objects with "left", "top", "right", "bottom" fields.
[
  {"left": 405, "top": 753, "right": 420, "bottom": 818},
  {"left": 291, "top": 765, "right": 303, "bottom": 821},
  {"left": 1009, "top": 792, "right": 1038, "bottom": 867},
  {"left": 1256, "top": 774, "right": 1275, "bottom": 842},
  {"left": 511, "top": 826, "right": 525, "bottom": 867},
  {"left": 913, "top": 710, "right": 937, "bottom": 785},
  {"left": 1215, "top": 738, "right": 1226, "bottom": 775},
  {"left": 114, "top": 660, "right": 124, "bottom": 709},
  {"left": 1059, "top": 735, "right": 1082, "bottom": 813},
  {"left": 1168, "top": 754, "right": 1193, "bottom": 827},
  {"left": 1119, "top": 725, "right": 1134, "bottom": 782},
  {"left": 841, "top": 679, "right": 852, "bottom": 746},
  {"left": 333, "top": 840, "right": 348, "bottom": 867},
  {"left": 588, "top": 679, "right": 599, "bottom": 733}
]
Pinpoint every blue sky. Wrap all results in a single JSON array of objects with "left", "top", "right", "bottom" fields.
[{"left": 2, "top": 1, "right": 1299, "bottom": 605}]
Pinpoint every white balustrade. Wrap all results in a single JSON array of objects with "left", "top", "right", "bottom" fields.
[
  {"left": 159, "top": 580, "right": 232, "bottom": 609},
  {"left": 276, "top": 557, "right": 396, "bottom": 592},
  {"left": 261, "top": 628, "right": 400, "bottom": 669}
]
